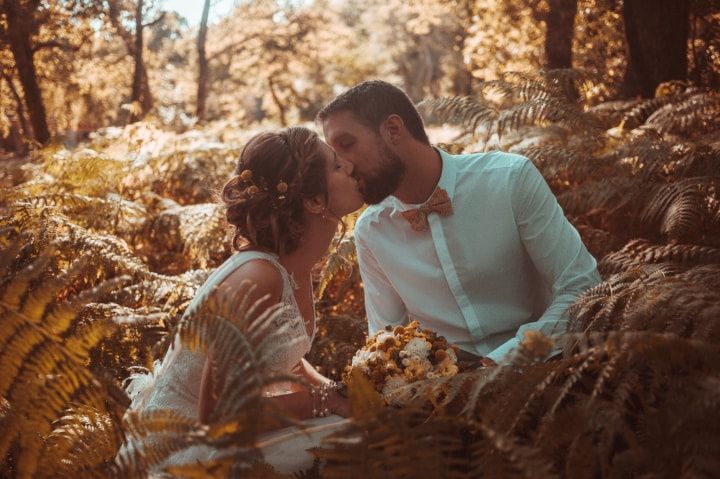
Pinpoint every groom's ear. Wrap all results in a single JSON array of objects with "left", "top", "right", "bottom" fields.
[
  {"left": 381, "top": 114, "right": 405, "bottom": 144},
  {"left": 302, "top": 194, "right": 326, "bottom": 216}
]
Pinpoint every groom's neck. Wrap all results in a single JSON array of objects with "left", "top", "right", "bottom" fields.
[{"left": 394, "top": 142, "right": 442, "bottom": 205}]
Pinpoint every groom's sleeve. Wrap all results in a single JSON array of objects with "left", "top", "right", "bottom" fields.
[
  {"left": 354, "top": 231, "right": 407, "bottom": 336},
  {"left": 486, "top": 158, "right": 602, "bottom": 363}
]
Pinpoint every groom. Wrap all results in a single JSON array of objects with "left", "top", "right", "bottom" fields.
[{"left": 318, "top": 80, "right": 601, "bottom": 363}]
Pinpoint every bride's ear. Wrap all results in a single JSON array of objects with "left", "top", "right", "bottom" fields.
[{"left": 303, "top": 194, "right": 327, "bottom": 216}]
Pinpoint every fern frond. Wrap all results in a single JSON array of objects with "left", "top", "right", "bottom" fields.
[
  {"left": 598, "top": 239, "right": 720, "bottom": 275},
  {"left": 496, "top": 99, "right": 595, "bottom": 138},
  {"left": 556, "top": 176, "right": 640, "bottom": 217},
  {"left": 484, "top": 75, "right": 555, "bottom": 102},
  {"left": 317, "top": 407, "right": 468, "bottom": 479},
  {"left": 315, "top": 236, "right": 357, "bottom": 302},
  {"left": 514, "top": 143, "right": 611, "bottom": 185},
  {"left": 0, "top": 234, "right": 130, "bottom": 477},
  {"left": 417, "top": 96, "right": 499, "bottom": 133},
  {"left": 621, "top": 90, "right": 698, "bottom": 129},
  {"left": 13, "top": 193, "right": 147, "bottom": 238},
  {"left": 137, "top": 147, "right": 239, "bottom": 205},
  {"left": 587, "top": 98, "right": 644, "bottom": 126},
  {"left": 470, "top": 421, "right": 557, "bottom": 479},
  {"left": 33, "top": 148, "right": 129, "bottom": 197},
  {"left": 142, "top": 202, "right": 231, "bottom": 274},
  {"left": 674, "top": 141, "right": 720, "bottom": 178},
  {"left": 114, "top": 409, "right": 208, "bottom": 477},
  {"left": 566, "top": 264, "right": 676, "bottom": 335},
  {"left": 645, "top": 91, "right": 720, "bottom": 136},
  {"left": 37, "top": 405, "right": 123, "bottom": 478},
  {"left": 640, "top": 178, "right": 709, "bottom": 241}
]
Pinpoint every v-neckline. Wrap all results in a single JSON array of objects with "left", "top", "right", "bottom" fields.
[
  {"left": 292, "top": 277, "right": 316, "bottom": 342},
  {"left": 264, "top": 254, "right": 315, "bottom": 342}
]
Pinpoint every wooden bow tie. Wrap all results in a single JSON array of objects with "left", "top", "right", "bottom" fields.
[{"left": 401, "top": 188, "right": 454, "bottom": 232}]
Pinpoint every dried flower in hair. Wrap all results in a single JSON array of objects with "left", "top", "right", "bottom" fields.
[
  {"left": 276, "top": 180, "right": 288, "bottom": 194},
  {"left": 246, "top": 185, "right": 259, "bottom": 198},
  {"left": 240, "top": 169, "right": 253, "bottom": 182}
]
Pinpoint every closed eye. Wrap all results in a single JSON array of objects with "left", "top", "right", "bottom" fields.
[{"left": 332, "top": 151, "right": 342, "bottom": 170}]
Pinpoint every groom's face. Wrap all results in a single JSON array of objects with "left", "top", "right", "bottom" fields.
[{"left": 322, "top": 111, "right": 405, "bottom": 205}]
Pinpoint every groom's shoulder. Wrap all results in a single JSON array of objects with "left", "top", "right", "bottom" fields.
[
  {"left": 355, "top": 204, "right": 384, "bottom": 235},
  {"left": 452, "top": 150, "right": 530, "bottom": 176}
]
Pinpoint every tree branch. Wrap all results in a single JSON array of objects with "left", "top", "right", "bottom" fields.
[
  {"left": 142, "top": 10, "right": 165, "bottom": 28},
  {"left": 106, "top": 0, "right": 136, "bottom": 55},
  {"left": 32, "top": 40, "right": 82, "bottom": 53},
  {"left": 207, "top": 32, "right": 263, "bottom": 61}
]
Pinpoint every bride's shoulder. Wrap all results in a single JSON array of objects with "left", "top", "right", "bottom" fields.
[{"left": 220, "top": 258, "right": 284, "bottom": 306}]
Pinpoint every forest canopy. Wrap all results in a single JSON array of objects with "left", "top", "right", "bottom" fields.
[{"left": 1, "top": 0, "right": 718, "bottom": 149}]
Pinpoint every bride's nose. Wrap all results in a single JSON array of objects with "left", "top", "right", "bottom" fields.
[{"left": 340, "top": 158, "right": 354, "bottom": 176}]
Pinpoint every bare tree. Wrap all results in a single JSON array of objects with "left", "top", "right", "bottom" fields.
[
  {"left": 2, "top": 0, "right": 50, "bottom": 144},
  {"left": 622, "top": 0, "right": 690, "bottom": 98},
  {"left": 520, "top": 0, "right": 579, "bottom": 69},
  {"left": 544, "top": 0, "right": 578, "bottom": 69},
  {"left": 105, "top": 0, "right": 164, "bottom": 122},
  {"left": 196, "top": 0, "right": 211, "bottom": 122}
]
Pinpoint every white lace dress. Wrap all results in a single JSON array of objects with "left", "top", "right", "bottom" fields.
[{"left": 118, "top": 250, "right": 348, "bottom": 474}]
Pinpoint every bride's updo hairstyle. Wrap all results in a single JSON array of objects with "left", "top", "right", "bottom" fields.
[{"left": 221, "top": 127, "right": 328, "bottom": 256}]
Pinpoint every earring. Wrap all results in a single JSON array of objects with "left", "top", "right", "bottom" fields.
[{"left": 321, "top": 206, "right": 328, "bottom": 219}]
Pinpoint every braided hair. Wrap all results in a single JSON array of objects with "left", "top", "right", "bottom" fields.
[{"left": 221, "top": 127, "right": 328, "bottom": 256}]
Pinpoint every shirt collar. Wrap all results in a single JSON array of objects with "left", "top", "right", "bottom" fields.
[{"left": 386, "top": 146, "right": 457, "bottom": 211}]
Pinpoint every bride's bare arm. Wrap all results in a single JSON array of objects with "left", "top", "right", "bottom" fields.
[
  {"left": 297, "top": 358, "right": 335, "bottom": 386},
  {"left": 200, "top": 356, "right": 349, "bottom": 425},
  {"left": 198, "top": 260, "right": 284, "bottom": 424}
]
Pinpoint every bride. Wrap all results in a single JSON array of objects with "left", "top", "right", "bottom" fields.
[{"left": 120, "top": 126, "right": 363, "bottom": 473}]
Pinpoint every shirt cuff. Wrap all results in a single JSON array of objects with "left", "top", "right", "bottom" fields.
[{"left": 486, "top": 337, "right": 520, "bottom": 364}]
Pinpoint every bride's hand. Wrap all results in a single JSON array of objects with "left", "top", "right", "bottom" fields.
[{"left": 328, "top": 391, "right": 350, "bottom": 417}]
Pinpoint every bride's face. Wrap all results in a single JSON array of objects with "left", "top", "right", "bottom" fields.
[{"left": 318, "top": 139, "right": 363, "bottom": 217}]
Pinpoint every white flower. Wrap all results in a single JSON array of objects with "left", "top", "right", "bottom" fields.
[
  {"left": 445, "top": 347, "right": 457, "bottom": 363},
  {"left": 350, "top": 348, "right": 383, "bottom": 373},
  {"left": 375, "top": 331, "right": 397, "bottom": 345},
  {"left": 403, "top": 338, "right": 431, "bottom": 358}
]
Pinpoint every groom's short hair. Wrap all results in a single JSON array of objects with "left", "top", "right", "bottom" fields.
[{"left": 317, "top": 80, "right": 430, "bottom": 145}]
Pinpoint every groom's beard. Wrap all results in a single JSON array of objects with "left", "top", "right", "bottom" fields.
[{"left": 360, "top": 142, "right": 405, "bottom": 205}]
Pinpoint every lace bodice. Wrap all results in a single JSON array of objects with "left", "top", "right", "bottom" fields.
[{"left": 125, "top": 250, "right": 314, "bottom": 416}]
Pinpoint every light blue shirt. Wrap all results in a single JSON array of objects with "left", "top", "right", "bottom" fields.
[{"left": 353, "top": 149, "right": 601, "bottom": 362}]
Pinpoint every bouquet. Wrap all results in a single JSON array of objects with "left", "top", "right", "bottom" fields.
[{"left": 343, "top": 321, "right": 459, "bottom": 405}]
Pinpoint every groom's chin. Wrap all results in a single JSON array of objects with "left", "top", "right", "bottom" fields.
[{"left": 362, "top": 189, "right": 391, "bottom": 205}]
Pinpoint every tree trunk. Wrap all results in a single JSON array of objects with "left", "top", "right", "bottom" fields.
[
  {"left": 622, "top": 0, "right": 690, "bottom": 98},
  {"left": 1, "top": 72, "right": 32, "bottom": 140},
  {"left": 139, "top": 63, "right": 153, "bottom": 114},
  {"left": 130, "top": 0, "right": 144, "bottom": 122},
  {"left": 544, "top": 0, "right": 578, "bottom": 69},
  {"left": 108, "top": 0, "right": 152, "bottom": 120},
  {"left": 196, "top": 0, "right": 211, "bottom": 121},
  {"left": 130, "top": 0, "right": 149, "bottom": 122},
  {"left": 4, "top": 0, "right": 50, "bottom": 144}
]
